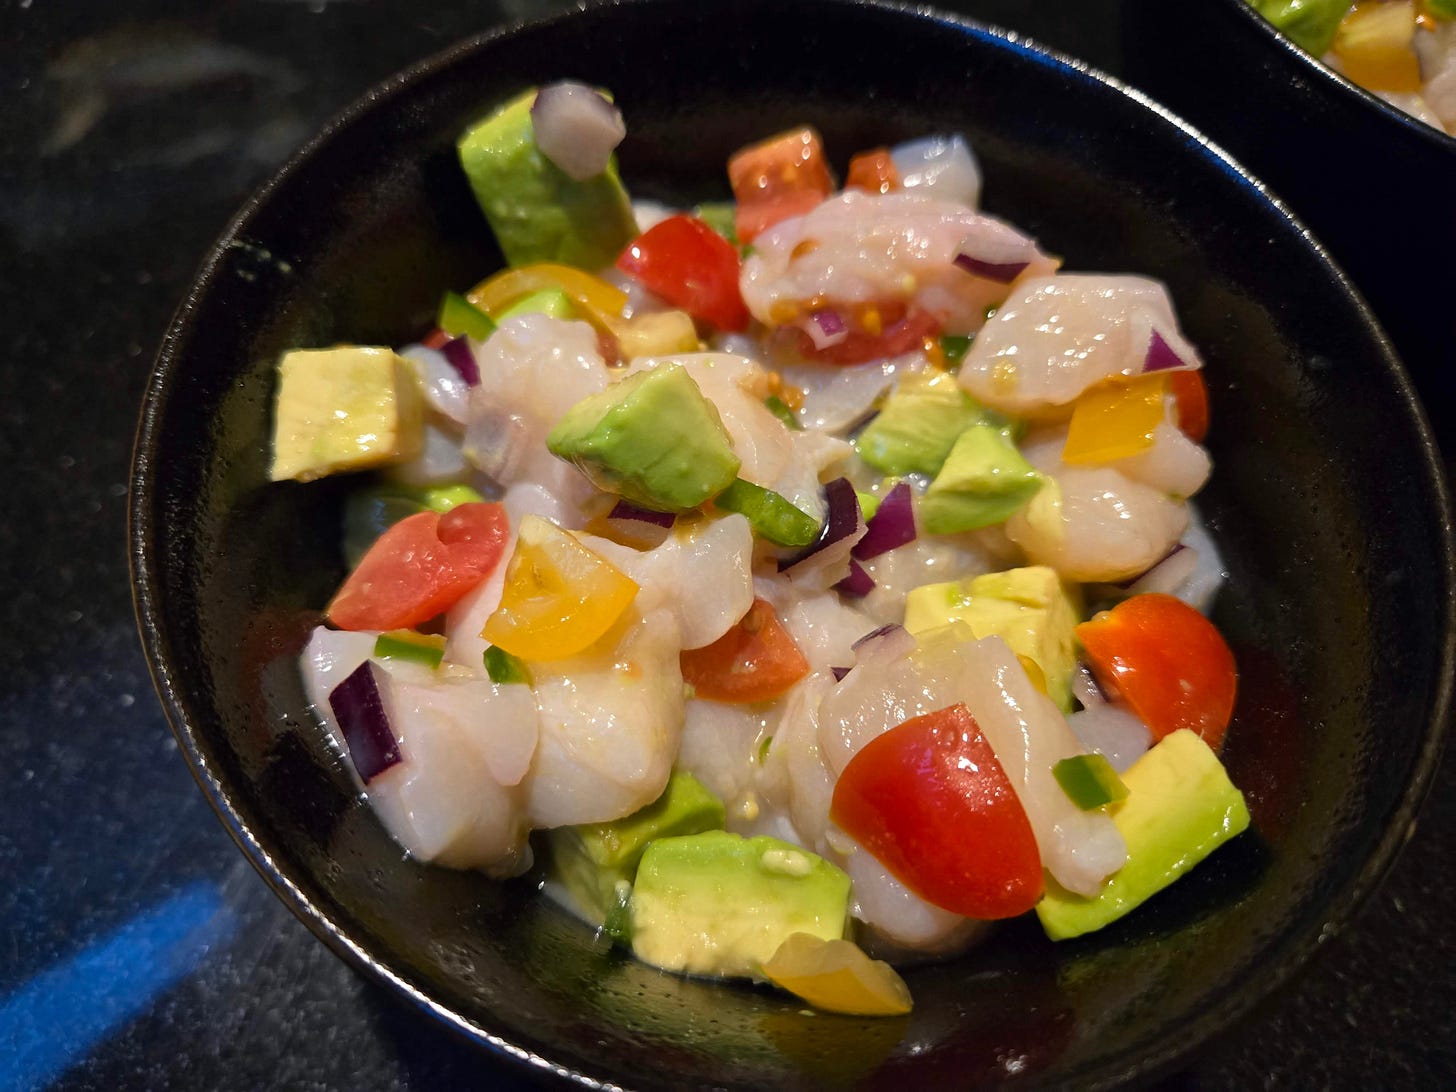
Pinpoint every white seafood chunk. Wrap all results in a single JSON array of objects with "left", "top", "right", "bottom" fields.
[
  {"left": 741, "top": 190, "right": 1056, "bottom": 334},
  {"left": 1007, "top": 466, "right": 1190, "bottom": 584},
  {"left": 843, "top": 842, "right": 990, "bottom": 956},
  {"left": 958, "top": 274, "right": 1201, "bottom": 416},
  {"left": 464, "top": 314, "right": 608, "bottom": 506},
  {"left": 524, "top": 604, "right": 685, "bottom": 828},
  {"left": 579, "top": 514, "right": 755, "bottom": 651},
  {"left": 754, "top": 575, "right": 878, "bottom": 674},
  {"left": 676, "top": 698, "right": 769, "bottom": 812},
  {"left": 366, "top": 662, "right": 538, "bottom": 876}
]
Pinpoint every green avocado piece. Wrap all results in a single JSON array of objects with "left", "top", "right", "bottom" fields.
[
  {"left": 546, "top": 363, "right": 741, "bottom": 511},
  {"left": 1036, "top": 730, "right": 1250, "bottom": 941},
  {"left": 498, "top": 287, "right": 577, "bottom": 322},
  {"left": 1249, "top": 0, "right": 1350, "bottom": 56},
  {"left": 630, "top": 830, "right": 851, "bottom": 977},
  {"left": 270, "top": 346, "right": 424, "bottom": 484},
  {"left": 548, "top": 771, "right": 726, "bottom": 929},
  {"left": 903, "top": 565, "right": 1081, "bottom": 711},
  {"left": 918, "top": 423, "right": 1042, "bottom": 534},
  {"left": 855, "top": 371, "right": 995, "bottom": 477},
  {"left": 437, "top": 291, "right": 497, "bottom": 341},
  {"left": 457, "top": 88, "right": 638, "bottom": 269}
]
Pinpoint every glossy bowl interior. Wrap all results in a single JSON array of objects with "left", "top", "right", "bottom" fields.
[
  {"left": 1123, "top": 0, "right": 1456, "bottom": 449},
  {"left": 131, "top": 0, "right": 1455, "bottom": 1087}
]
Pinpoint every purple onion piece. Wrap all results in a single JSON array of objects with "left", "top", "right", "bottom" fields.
[
  {"left": 328, "top": 662, "right": 401, "bottom": 783},
  {"left": 441, "top": 336, "right": 480, "bottom": 387},
  {"left": 953, "top": 251, "right": 1031, "bottom": 284},
  {"left": 779, "top": 478, "right": 862, "bottom": 572},
  {"left": 531, "top": 81, "right": 626, "bottom": 182},
  {"left": 852, "top": 622, "right": 905, "bottom": 651},
  {"left": 852, "top": 482, "right": 916, "bottom": 560},
  {"left": 834, "top": 559, "right": 874, "bottom": 598},
  {"left": 799, "top": 309, "right": 850, "bottom": 350},
  {"left": 831, "top": 665, "right": 852, "bottom": 682},
  {"left": 1143, "top": 329, "right": 1188, "bottom": 373},
  {"left": 607, "top": 499, "right": 676, "bottom": 528}
]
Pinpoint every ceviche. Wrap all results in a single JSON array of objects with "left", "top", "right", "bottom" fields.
[
  {"left": 274, "top": 81, "right": 1249, "bottom": 1016},
  {"left": 1250, "top": 0, "right": 1456, "bottom": 134}
]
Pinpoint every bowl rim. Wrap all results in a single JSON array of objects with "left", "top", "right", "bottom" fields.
[
  {"left": 129, "top": 0, "right": 1456, "bottom": 1086},
  {"left": 1222, "top": 0, "right": 1456, "bottom": 150}
]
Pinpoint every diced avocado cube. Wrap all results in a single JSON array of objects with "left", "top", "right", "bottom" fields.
[
  {"left": 629, "top": 830, "right": 851, "bottom": 977},
  {"left": 546, "top": 363, "right": 741, "bottom": 511},
  {"left": 855, "top": 371, "right": 993, "bottom": 477},
  {"left": 498, "top": 287, "right": 577, "bottom": 322},
  {"left": 918, "top": 423, "right": 1042, "bottom": 534},
  {"left": 1036, "top": 730, "right": 1250, "bottom": 941},
  {"left": 903, "top": 565, "right": 1081, "bottom": 711},
  {"left": 548, "top": 771, "right": 726, "bottom": 926},
  {"left": 713, "top": 478, "right": 819, "bottom": 547},
  {"left": 457, "top": 88, "right": 638, "bottom": 270},
  {"left": 270, "top": 346, "right": 423, "bottom": 483}
]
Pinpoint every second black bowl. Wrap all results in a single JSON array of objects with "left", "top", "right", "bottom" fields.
[{"left": 132, "top": 0, "right": 1455, "bottom": 1086}]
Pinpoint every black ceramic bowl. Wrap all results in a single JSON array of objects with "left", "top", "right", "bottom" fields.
[
  {"left": 131, "top": 0, "right": 1455, "bottom": 1086},
  {"left": 1124, "top": 0, "right": 1456, "bottom": 455}
]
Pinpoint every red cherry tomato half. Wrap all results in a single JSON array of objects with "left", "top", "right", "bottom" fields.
[
  {"left": 679, "top": 597, "right": 809, "bottom": 703},
  {"left": 1075, "top": 592, "right": 1237, "bottom": 750},
  {"left": 1169, "top": 369, "right": 1209, "bottom": 443},
  {"left": 728, "top": 127, "right": 835, "bottom": 243},
  {"left": 328, "top": 502, "right": 510, "bottom": 632},
  {"left": 616, "top": 214, "right": 749, "bottom": 332},
  {"left": 844, "top": 147, "right": 900, "bottom": 195},
  {"left": 780, "top": 303, "right": 941, "bottom": 366},
  {"left": 830, "top": 703, "right": 1044, "bottom": 919}
]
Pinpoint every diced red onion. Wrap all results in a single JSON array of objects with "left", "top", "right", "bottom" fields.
[
  {"left": 852, "top": 482, "right": 916, "bottom": 560},
  {"left": 834, "top": 559, "right": 874, "bottom": 598},
  {"left": 796, "top": 309, "right": 849, "bottom": 350},
  {"left": 778, "top": 478, "right": 865, "bottom": 579},
  {"left": 441, "top": 336, "right": 480, "bottom": 387},
  {"left": 850, "top": 622, "right": 916, "bottom": 670},
  {"left": 1143, "top": 329, "right": 1188, "bottom": 373},
  {"left": 953, "top": 251, "right": 1031, "bottom": 284},
  {"left": 607, "top": 499, "right": 676, "bottom": 528},
  {"left": 530, "top": 81, "right": 626, "bottom": 182},
  {"left": 851, "top": 623, "right": 904, "bottom": 651},
  {"left": 831, "top": 665, "right": 852, "bottom": 682},
  {"left": 328, "top": 661, "right": 401, "bottom": 783}
]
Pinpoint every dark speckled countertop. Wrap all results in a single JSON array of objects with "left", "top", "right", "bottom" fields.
[{"left": 1, "top": 1, "right": 1452, "bottom": 1088}]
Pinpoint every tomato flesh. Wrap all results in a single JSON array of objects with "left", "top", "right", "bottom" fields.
[
  {"left": 328, "top": 502, "right": 510, "bottom": 631},
  {"left": 679, "top": 598, "right": 809, "bottom": 703},
  {"left": 780, "top": 303, "right": 940, "bottom": 366},
  {"left": 830, "top": 703, "right": 1044, "bottom": 919},
  {"left": 1075, "top": 592, "right": 1237, "bottom": 750},
  {"left": 728, "top": 127, "right": 834, "bottom": 243},
  {"left": 616, "top": 215, "right": 749, "bottom": 332},
  {"left": 845, "top": 148, "right": 899, "bottom": 195},
  {"left": 1168, "top": 369, "right": 1210, "bottom": 442}
]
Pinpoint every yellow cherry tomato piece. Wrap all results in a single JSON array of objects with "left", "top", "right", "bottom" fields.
[
  {"left": 1333, "top": 2, "right": 1423, "bottom": 93},
  {"left": 761, "top": 933, "right": 913, "bottom": 1016},
  {"left": 482, "top": 515, "right": 638, "bottom": 661},
  {"left": 468, "top": 263, "right": 629, "bottom": 328},
  {"left": 1062, "top": 374, "right": 1168, "bottom": 465}
]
